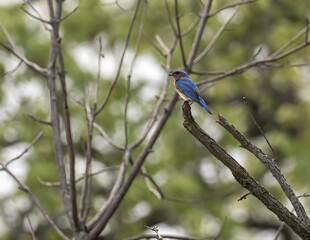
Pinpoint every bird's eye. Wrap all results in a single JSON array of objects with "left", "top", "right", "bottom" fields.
[{"left": 174, "top": 71, "right": 180, "bottom": 75}]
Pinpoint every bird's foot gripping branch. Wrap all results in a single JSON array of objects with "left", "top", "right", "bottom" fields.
[{"left": 181, "top": 101, "right": 310, "bottom": 240}]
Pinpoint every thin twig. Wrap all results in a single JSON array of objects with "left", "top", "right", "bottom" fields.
[
  {"left": 175, "top": 0, "right": 187, "bottom": 68},
  {"left": 0, "top": 162, "right": 69, "bottom": 240},
  {"left": 208, "top": 0, "right": 257, "bottom": 17},
  {"left": 243, "top": 97, "right": 276, "bottom": 159},
  {"left": 186, "top": 0, "right": 213, "bottom": 70},
  {"left": 115, "top": 1, "right": 165, "bottom": 56},
  {"left": 79, "top": 38, "right": 104, "bottom": 221},
  {"left": 59, "top": 6, "right": 79, "bottom": 22},
  {"left": 164, "top": 0, "right": 177, "bottom": 36},
  {"left": 194, "top": 5, "right": 240, "bottom": 64},
  {"left": 79, "top": 85, "right": 95, "bottom": 221},
  {"left": 274, "top": 222, "right": 285, "bottom": 240},
  {"left": 182, "top": 16, "right": 199, "bottom": 36},
  {"left": 270, "top": 23, "right": 310, "bottom": 58},
  {"left": 1, "top": 131, "right": 44, "bottom": 169},
  {"left": 27, "top": 114, "right": 52, "bottom": 126},
  {"left": 191, "top": 70, "right": 225, "bottom": 76},
  {"left": 94, "top": 122, "right": 125, "bottom": 150},
  {"left": 125, "top": 233, "right": 210, "bottom": 240},
  {"left": 238, "top": 192, "right": 251, "bottom": 201},
  {"left": 124, "top": 0, "right": 146, "bottom": 147},
  {"left": 0, "top": 23, "right": 47, "bottom": 75},
  {"left": 22, "top": 0, "right": 51, "bottom": 30},
  {"left": 217, "top": 114, "right": 310, "bottom": 224},
  {"left": 298, "top": 193, "right": 310, "bottom": 198},
  {"left": 145, "top": 225, "right": 165, "bottom": 240},
  {"left": 155, "top": 34, "right": 170, "bottom": 53},
  {"left": 213, "top": 217, "right": 227, "bottom": 240},
  {"left": 21, "top": 7, "right": 51, "bottom": 24},
  {"left": 95, "top": 0, "right": 142, "bottom": 115},
  {"left": 37, "top": 165, "right": 120, "bottom": 187},
  {"left": 3, "top": 60, "right": 23, "bottom": 76},
  {"left": 26, "top": 215, "right": 37, "bottom": 240}
]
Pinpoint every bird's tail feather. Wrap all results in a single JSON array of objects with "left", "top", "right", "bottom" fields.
[{"left": 198, "top": 96, "right": 212, "bottom": 114}]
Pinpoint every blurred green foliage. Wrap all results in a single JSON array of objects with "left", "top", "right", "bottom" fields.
[{"left": 1, "top": 0, "right": 310, "bottom": 239}]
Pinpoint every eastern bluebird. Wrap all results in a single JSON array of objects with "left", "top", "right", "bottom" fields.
[{"left": 169, "top": 70, "right": 212, "bottom": 114}]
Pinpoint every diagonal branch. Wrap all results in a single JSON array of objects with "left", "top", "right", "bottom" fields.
[
  {"left": 0, "top": 23, "right": 47, "bottom": 75},
  {"left": 0, "top": 162, "right": 70, "bottom": 240},
  {"left": 217, "top": 114, "right": 310, "bottom": 224},
  {"left": 193, "top": 5, "right": 240, "bottom": 64},
  {"left": 208, "top": 0, "right": 257, "bottom": 17},
  {"left": 95, "top": 0, "right": 142, "bottom": 115},
  {"left": 198, "top": 24, "right": 310, "bottom": 87},
  {"left": 186, "top": 0, "right": 213, "bottom": 70},
  {"left": 181, "top": 101, "right": 310, "bottom": 239},
  {"left": 1, "top": 131, "right": 44, "bottom": 169}
]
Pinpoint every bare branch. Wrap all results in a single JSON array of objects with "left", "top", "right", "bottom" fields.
[
  {"left": 140, "top": 166, "right": 164, "bottom": 200},
  {"left": 191, "top": 70, "right": 225, "bottom": 75},
  {"left": 181, "top": 101, "right": 310, "bottom": 239},
  {"left": 26, "top": 215, "right": 37, "bottom": 240},
  {"left": 155, "top": 34, "right": 170, "bottom": 53},
  {"left": 95, "top": 0, "right": 143, "bottom": 115},
  {"left": 114, "top": 1, "right": 165, "bottom": 56},
  {"left": 87, "top": 93, "right": 179, "bottom": 237},
  {"left": 217, "top": 114, "right": 310, "bottom": 224},
  {"left": 94, "top": 122, "right": 125, "bottom": 150},
  {"left": 270, "top": 23, "right": 310, "bottom": 58},
  {"left": 129, "top": 46, "right": 174, "bottom": 149},
  {"left": 175, "top": 0, "right": 187, "bottom": 68},
  {"left": 298, "top": 193, "right": 310, "bottom": 198},
  {"left": 22, "top": 0, "right": 51, "bottom": 30},
  {"left": 196, "top": 24, "right": 310, "bottom": 88},
  {"left": 79, "top": 87, "right": 95, "bottom": 221},
  {"left": 193, "top": 5, "right": 240, "bottom": 64},
  {"left": 0, "top": 162, "right": 69, "bottom": 240},
  {"left": 26, "top": 114, "right": 52, "bottom": 126},
  {"left": 208, "top": 0, "right": 257, "bottom": 17},
  {"left": 37, "top": 165, "right": 120, "bottom": 187},
  {"left": 59, "top": 6, "right": 79, "bottom": 22},
  {"left": 1, "top": 131, "right": 44, "bottom": 169},
  {"left": 3, "top": 59, "right": 23, "bottom": 76},
  {"left": 243, "top": 97, "right": 276, "bottom": 159},
  {"left": 238, "top": 192, "right": 251, "bottom": 201},
  {"left": 124, "top": 0, "right": 146, "bottom": 147},
  {"left": 125, "top": 233, "right": 210, "bottom": 240},
  {"left": 186, "top": 0, "right": 213, "bottom": 70},
  {"left": 274, "top": 222, "right": 285, "bottom": 240},
  {"left": 0, "top": 23, "right": 47, "bottom": 75},
  {"left": 145, "top": 225, "right": 165, "bottom": 240},
  {"left": 21, "top": 7, "right": 51, "bottom": 24},
  {"left": 164, "top": 0, "right": 177, "bottom": 36},
  {"left": 182, "top": 16, "right": 199, "bottom": 36}
]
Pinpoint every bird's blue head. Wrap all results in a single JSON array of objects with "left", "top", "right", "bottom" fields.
[{"left": 168, "top": 70, "right": 188, "bottom": 79}]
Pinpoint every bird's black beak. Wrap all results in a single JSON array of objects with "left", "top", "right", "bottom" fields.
[{"left": 168, "top": 72, "right": 173, "bottom": 76}]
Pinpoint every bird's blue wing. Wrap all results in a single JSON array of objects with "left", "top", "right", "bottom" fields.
[
  {"left": 175, "top": 77, "right": 212, "bottom": 114},
  {"left": 175, "top": 78, "right": 200, "bottom": 103}
]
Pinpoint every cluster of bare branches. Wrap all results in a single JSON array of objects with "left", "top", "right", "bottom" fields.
[{"left": 1, "top": 0, "right": 310, "bottom": 239}]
